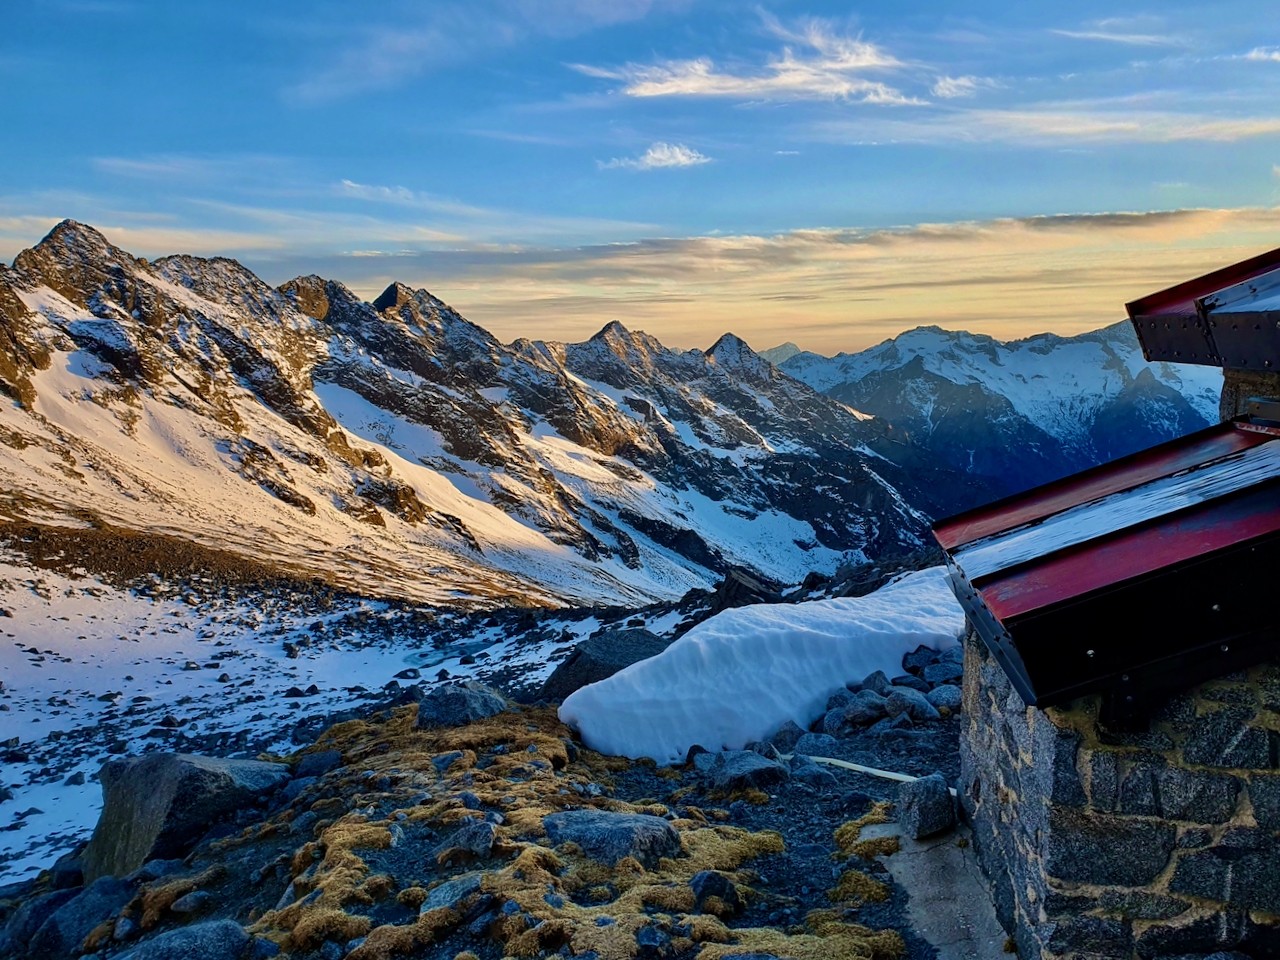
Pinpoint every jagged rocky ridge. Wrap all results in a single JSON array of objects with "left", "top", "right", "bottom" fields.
[
  {"left": 769, "top": 324, "right": 1223, "bottom": 503},
  {"left": 0, "top": 221, "right": 942, "bottom": 609}
]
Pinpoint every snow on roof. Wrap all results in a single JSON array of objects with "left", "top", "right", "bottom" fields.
[{"left": 558, "top": 566, "right": 966, "bottom": 764}]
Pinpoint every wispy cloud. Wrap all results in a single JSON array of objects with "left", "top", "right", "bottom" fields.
[
  {"left": 600, "top": 142, "right": 712, "bottom": 170},
  {"left": 817, "top": 106, "right": 1280, "bottom": 146},
  {"left": 1051, "top": 17, "right": 1183, "bottom": 46},
  {"left": 573, "top": 16, "right": 918, "bottom": 104},
  {"left": 93, "top": 154, "right": 290, "bottom": 182},
  {"left": 1244, "top": 47, "right": 1280, "bottom": 63},
  {"left": 930, "top": 75, "right": 996, "bottom": 99}
]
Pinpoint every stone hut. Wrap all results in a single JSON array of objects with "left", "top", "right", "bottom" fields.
[{"left": 934, "top": 251, "right": 1280, "bottom": 959}]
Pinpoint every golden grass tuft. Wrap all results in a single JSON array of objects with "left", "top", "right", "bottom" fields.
[
  {"left": 828, "top": 869, "right": 889, "bottom": 905},
  {"left": 834, "top": 802, "right": 893, "bottom": 857},
  {"left": 396, "top": 886, "right": 426, "bottom": 909},
  {"left": 289, "top": 907, "right": 372, "bottom": 952},
  {"left": 79, "top": 919, "right": 116, "bottom": 954},
  {"left": 344, "top": 907, "right": 460, "bottom": 960},
  {"left": 696, "top": 909, "right": 904, "bottom": 960},
  {"left": 357, "top": 873, "right": 396, "bottom": 902},
  {"left": 850, "top": 836, "right": 900, "bottom": 860},
  {"left": 135, "top": 864, "right": 226, "bottom": 929}
]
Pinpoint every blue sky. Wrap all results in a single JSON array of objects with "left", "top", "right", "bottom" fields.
[{"left": 4, "top": 1, "right": 1280, "bottom": 352}]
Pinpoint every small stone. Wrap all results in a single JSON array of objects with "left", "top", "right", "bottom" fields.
[
  {"left": 823, "top": 690, "right": 888, "bottom": 736},
  {"left": 431, "top": 750, "right": 465, "bottom": 774},
  {"left": 169, "top": 889, "right": 213, "bottom": 914},
  {"left": 420, "top": 872, "right": 484, "bottom": 913},
  {"left": 690, "top": 870, "right": 741, "bottom": 914},
  {"left": 766, "top": 720, "right": 805, "bottom": 753},
  {"left": 897, "top": 773, "right": 954, "bottom": 839},
  {"left": 902, "top": 645, "right": 938, "bottom": 674}
]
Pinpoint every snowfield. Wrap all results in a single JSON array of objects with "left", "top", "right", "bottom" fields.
[{"left": 558, "top": 566, "right": 967, "bottom": 763}]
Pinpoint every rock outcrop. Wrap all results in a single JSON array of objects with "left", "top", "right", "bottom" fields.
[{"left": 81, "top": 754, "right": 290, "bottom": 882}]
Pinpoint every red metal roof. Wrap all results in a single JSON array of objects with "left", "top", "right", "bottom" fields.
[{"left": 933, "top": 417, "right": 1280, "bottom": 711}]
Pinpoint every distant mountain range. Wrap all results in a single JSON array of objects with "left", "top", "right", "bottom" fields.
[
  {"left": 766, "top": 324, "right": 1221, "bottom": 501},
  {"left": 0, "top": 221, "right": 947, "bottom": 609}
]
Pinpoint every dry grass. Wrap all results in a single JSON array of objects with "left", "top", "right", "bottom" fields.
[
  {"left": 135, "top": 864, "right": 226, "bottom": 929},
  {"left": 345, "top": 907, "right": 460, "bottom": 960}
]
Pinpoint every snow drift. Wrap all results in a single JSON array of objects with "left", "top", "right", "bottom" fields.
[{"left": 558, "top": 566, "right": 967, "bottom": 763}]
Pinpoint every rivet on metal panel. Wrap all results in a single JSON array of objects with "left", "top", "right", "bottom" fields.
[
  {"left": 1212, "top": 603, "right": 1221, "bottom": 612},
  {"left": 1121, "top": 674, "right": 1131, "bottom": 682},
  {"left": 1086, "top": 649, "right": 1095, "bottom": 658},
  {"left": 1221, "top": 644, "right": 1230, "bottom": 653}
]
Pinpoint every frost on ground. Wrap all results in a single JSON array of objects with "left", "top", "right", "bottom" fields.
[
  {"left": 559, "top": 566, "right": 966, "bottom": 763},
  {"left": 0, "top": 554, "right": 652, "bottom": 883}
]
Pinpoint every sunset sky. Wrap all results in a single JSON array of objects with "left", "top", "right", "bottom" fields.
[{"left": 4, "top": 1, "right": 1280, "bottom": 353}]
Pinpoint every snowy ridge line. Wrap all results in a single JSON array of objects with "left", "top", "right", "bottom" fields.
[{"left": 954, "top": 439, "right": 1280, "bottom": 580}]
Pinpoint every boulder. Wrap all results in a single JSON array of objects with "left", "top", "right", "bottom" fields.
[
  {"left": 707, "top": 751, "right": 790, "bottom": 792},
  {"left": 690, "top": 870, "right": 741, "bottom": 913},
  {"left": 29, "top": 876, "right": 133, "bottom": 959},
  {"left": 114, "top": 919, "right": 250, "bottom": 960},
  {"left": 538, "top": 629, "right": 670, "bottom": 701},
  {"left": 432, "top": 820, "right": 497, "bottom": 862},
  {"left": 790, "top": 756, "right": 838, "bottom": 791},
  {"left": 420, "top": 872, "right": 484, "bottom": 913},
  {"left": 766, "top": 720, "right": 806, "bottom": 753},
  {"left": 0, "top": 889, "right": 78, "bottom": 957},
  {"left": 294, "top": 749, "right": 342, "bottom": 778},
  {"left": 708, "top": 569, "right": 781, "bottom": 614},
  {"left": 81, "top": 753, "right": 290, "bottom": 882},
  {"left": 891, "top": 674, "right": 930, "bottom": 693},
  {"left": 922, "top": 661, "right": 963, "bottom": 686},
  {"left": 897, "top": 773, "right": 955, "bottom": 840},
  {"left": 414, "top": 681, "right": 507, "bottom": 729},
  {"left": 902, "top": 645, "right": 939, "bottom": 675},
  {"left": 859, "top": 670, "right": 894, "bottom": 697},
  {"left": 926, "top": 685, "right": 963, "bottom": 713},
  {"left": 543, "top": 811, "right": 681, "bottom": 868},
  {"left": 822, "top": 690, "right": 888, "bottom": 736},
  {"left": 885, "top": 688, "right": 941, "bottom": 723}
]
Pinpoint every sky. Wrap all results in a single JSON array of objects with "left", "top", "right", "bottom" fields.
[{"left": 4, "top": 1, "right": 1280, "bottom": 354}]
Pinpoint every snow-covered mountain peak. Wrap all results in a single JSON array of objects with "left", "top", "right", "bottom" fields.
[{"left": 706, "top": 332, "right": 774, "bottom": 380}]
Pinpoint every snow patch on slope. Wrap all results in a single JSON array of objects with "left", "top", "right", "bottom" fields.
[{"left": 558, "top": 566, "right": 966, "bottom": 763}]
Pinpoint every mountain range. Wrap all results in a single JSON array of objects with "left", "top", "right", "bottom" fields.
[
  {"left": 767, "top": 324, "right": 1221, "bottom": 500},
  {"left": 0, "top": 221, "right": 944, "bottom": 609}
]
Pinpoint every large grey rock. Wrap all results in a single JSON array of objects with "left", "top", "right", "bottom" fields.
[
  {"left": 922, "top": 661, "right": 963, "bottom": 686},
  {"left": 543, "top": 811, "right": 681, "bottom": 868},
  {"left": 431, "top": 819, "right": 497, "bottom": 861},
  {"left": 414, "top": 681, "right": 508, "bottom": 729},
  {"left": 538, "top": 629, "right": 670, "bottom": 701},
  {"left": 926, "top": 685, "right": 963, "bottom": 713},
  {"left": 884, "top": 687, "right": 941, "bottom": 723},
  {"left": 897, "top": 774, "right": 955, "bottom": 839},
  {"left": 29, "top": 876, "right": 133, "bottom": 959},
  {"left": 0, "top": 888, "right": 78, "bottom": 957},
  {"left": 420, "top": 871, "right": 484, "bottom": 913},
  {"left": 766, "top": 720, "right": 805, "bottom": 753},
  {"left": 822, "top": 690, "right": 887, "bottom": 736},
  {"left": 858, "top": 670, "right": 894, "bottom": 697},
  {"left": 115, "top": 919, "right": 250, "bottom": 960},
  {"left": 790, "top": 756, "right": 838, "bottom": 791},
  {"left": 82, "top": 754, "right": 290, "bottom": 882},
  {"left": 707, "top": 750, "right": 790, "bottom": 792}
]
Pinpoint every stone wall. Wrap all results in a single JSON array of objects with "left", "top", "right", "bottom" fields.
[
  {"left": 960, "top": 630, "right": 1280, "bottom": 959},
  {"left": 1220, "top": 367, "right": 1280, "bottom": 420}
]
